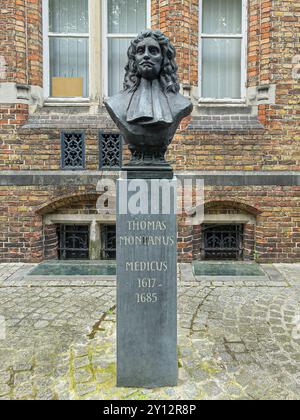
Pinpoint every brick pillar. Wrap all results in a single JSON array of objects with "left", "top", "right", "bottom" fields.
[
  {"left": 192, "top": 224, "right": 202, "bottom": 260},
  {"left": 44, "top": 224, "right": 58, "bottom": 260},
  {"left": 177, "top": 216, "right": 193, "bottom": 263},
  {"left": 151, "top": 0, "right": 198, "bottom": 89},
  {"left": 244, "top": 223, "right": 255, "bottom": 261}
]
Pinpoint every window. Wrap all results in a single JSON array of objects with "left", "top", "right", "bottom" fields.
[
  {"left": 61, "top": 131, "right": 85, "bottom": 169},
  {"left": 43, "top": 0, "right": 150, "bottom": 101},
  {"left": 199, "top": 0, "right": 247, "bottom": 101},
  {"left": 45, "top": 0, "right": 89, "bottom": 98},
  {"left": 202, "top": 224, "right": 244, "bottom": 260},
  {"left": 103, "top": 0, "right": 150, "bottom": 96},
  {"left": 58, "top": 225, "right": 90, "bottom": 260},
  {"left": 99, "top": 133, "right": 122, "bottom": 169},
  {"left": 101, "top": 225, "right": 116, "bottom": 260}
]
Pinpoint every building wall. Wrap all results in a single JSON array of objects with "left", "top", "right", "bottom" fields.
[{"left": 0, "top": 0, "right": 299, "bottom": 263}]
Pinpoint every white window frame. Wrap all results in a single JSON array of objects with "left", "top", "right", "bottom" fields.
[
  {"left": 198, "top": 0, "right": 248, "bottom": 103},
  {"left": 102, "top": 0, "right": 151, "bottom": 98},
  {"left": 43, "top": 0, "right": 150, "bottom": 103},
  {"left": 43, "top": 0, "right": 102, "bottom": 103}
]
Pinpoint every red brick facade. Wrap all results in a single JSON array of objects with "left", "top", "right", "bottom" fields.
[{"left": 0, "top": 0, "right": 299, "bottom": 263}]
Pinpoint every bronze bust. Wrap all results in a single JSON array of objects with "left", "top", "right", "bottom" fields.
[{"left": 104, "top": 30, "right": 193, "bottom": 173}]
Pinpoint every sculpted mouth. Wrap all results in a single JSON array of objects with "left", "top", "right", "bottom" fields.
[{"left": 141, "top": 62, "right": 154, "bottom": 67}]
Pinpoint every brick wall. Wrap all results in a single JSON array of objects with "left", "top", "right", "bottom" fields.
[
  {"left": 0, "top": 181, "right": 300, "bottom": 263},
  {"left": 0, "top": 0, "right": 42, "bottom": 86},
  {"left": 177, "top": 185, "right": 300, "bottom": 264},
  {"left": 0, "top": 186, "right": 99, "bottom": 262},
  {"left": 0, "top": 0, "right": 42, "bottom": 137},
  {"left": 1, "top": 0, "right": 299, "bottom": 171},
  {"left": 0, "top": 0, "right": 299, "bottom": 263},
  {"left": 43, "top": 223, "right": 58, "bottom": 260}
]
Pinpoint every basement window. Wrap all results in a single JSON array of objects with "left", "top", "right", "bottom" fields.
[
  {"left": 202, "top": 224, "right": 244, "bottom": 260},
  {"left": 101, "top": 225, "right": 116, "bottom": 260},
  {"left": 58, "top": 224, "right": 90, "bottom": 260}
]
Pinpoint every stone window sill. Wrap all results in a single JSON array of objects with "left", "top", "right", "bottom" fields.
[
  {"left": 189, "top": 103, "right": 263, "bottom": 131},
  {"left": 44, "top": 98, "right": 91, "bottom": 107},
  {"left": 198, "top": 99, "right": 247, "bottom": 105}
]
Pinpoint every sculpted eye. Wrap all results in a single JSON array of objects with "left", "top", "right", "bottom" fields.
[
  {"left": 137, "top": 47, "right": 144, "bottom": 54},
  {"left": 150, "top": 47, "right": 159, "bottom": 54}
]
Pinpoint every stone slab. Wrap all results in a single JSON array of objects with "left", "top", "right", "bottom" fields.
[
  {"left": 1, "top": 170, "right": 300, "bottom": 186},
  {"left": 116, "top": 177, "right": 178, "bottom": 387}
]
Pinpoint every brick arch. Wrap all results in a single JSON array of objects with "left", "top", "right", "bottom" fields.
[
  {"left": 36, "top": 193, "right": 101, "bottom": 215},
  {"left": 204, "top": 200, "right": 263, "bottom": 216},
  {"left": 184, "top": 200, "right": 262, "bottom": 263}
]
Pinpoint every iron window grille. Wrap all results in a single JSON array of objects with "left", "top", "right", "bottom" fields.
[
  {"left": 101, "top": 224, "right": 116, "bottom": 260},
  {"left": 202, "top": 224, "right": 244, "bottom": 260},
  {"left": 61, "top": 131, "right": 85, "bottom": 169},
  {"left": 58, "top": 224, "right": 90, "bottom": 260},
  {"left": 99, "top": 132, "right": 122, "bottom": 169}
]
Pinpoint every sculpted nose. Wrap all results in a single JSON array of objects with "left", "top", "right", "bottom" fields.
[{"left": 143, "top": 48, "right": 150, "bottom": 59}]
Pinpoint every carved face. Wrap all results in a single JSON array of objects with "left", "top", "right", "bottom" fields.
[{"left": 135, "top": 38, "right": 163, "bottom": 80}]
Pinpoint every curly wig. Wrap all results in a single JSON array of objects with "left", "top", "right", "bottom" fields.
[{"left": 124, "top": 30, "right": 180, "bottom": 94}]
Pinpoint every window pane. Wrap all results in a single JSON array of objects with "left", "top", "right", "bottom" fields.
[
  {"left": 108, "top": 0, "right": 147, "bottom": 34},
  {"left": 49, "top": 0, "right": 89, "bottom": 33},
  {"left": 202, "top": 38, "right": 241, "bottom": 99},
  {"left": 202, "top": 0, "right": 242, "bottom": 34},
  {"left": 50, "top": 37, "right": 89, "bottom": 97},
  {"left": 108, "top": 38, "right": 133, "bottom": 96}
]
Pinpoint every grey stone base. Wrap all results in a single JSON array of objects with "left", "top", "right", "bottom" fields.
[{"left": 116, "top": 178, "right": 178, "bottom": 387}]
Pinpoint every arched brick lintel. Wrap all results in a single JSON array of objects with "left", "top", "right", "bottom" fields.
[
  {"left": 36, "top": 193, "right": 102, "bottom": 215},
  {"left": 204, "top": 200, "right": 263, "bottom": 216}
]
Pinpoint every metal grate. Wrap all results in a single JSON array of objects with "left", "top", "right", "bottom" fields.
[
  {"left": 99, "top": 133, "right": 122, "bottom": 169},
  {"left": 58, "top": 225, "right": 89, "bottom": 260},
  {"left": 101, "top": 225, "right": 116, "bottom": 260},
  {"left": 202, "top": 224, "right": 244, "bottom": 260},
  {"left": 61, "top": 131, "right": 85, "bottom": 169}
]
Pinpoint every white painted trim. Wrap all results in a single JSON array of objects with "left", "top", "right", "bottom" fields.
[
  {"left": 88, "top": 0, "right": 93, "bottom": 100},
  {"left": 48, "top": 33, "right": 89, "bottom": 38},
  {"left": 44, "top": 98, "right": 90, "bottom": 106},
  {"left": 198, "top": 99, "right": 246, "bottom": 104},
  {"left": 204, "top": 214, "right": 256, "bottom": 224},
  {"left": 241, "top": 0, "right": 248, "bottom": 101},
  {"left": 198, "top": 0, "right": 248, "bottom": 102},
  {"left": 102, "top": 0, "right": 109, "bottom": 99},
  {"left": 201, "top": 34, "right": 243, "bottom": 39},
  {"left": 198, "top": 0, "right": 203, "bottom": 99},
  {"left": 90, "top": 0, "right": 102, "bottom": 102},
  {"left": 106, "top": 33, "right": 142, "bottom": 38},
  {"left": 147, "top": 0, "right": 152, "bottom": 28},
  {"left": 42, "top": 0, "right": 50, "bottom": 99},
  {"left": 44, "top": 214, "right": 116, "bottom": 225},
  {"left": 43, "top": 0, "right": 91, "bottom": 100}
]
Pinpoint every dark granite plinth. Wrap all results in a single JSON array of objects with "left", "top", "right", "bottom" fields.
[
  {"left": 116, "top": 177, "right": 177, "bottom": 388},
  {"left": 123, "top": 165, "right": 173, "bottom": 180}
]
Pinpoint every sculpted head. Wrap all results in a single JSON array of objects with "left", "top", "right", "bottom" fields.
[{"left": 124, "top": 30, "right": 180, "bottom": 94}]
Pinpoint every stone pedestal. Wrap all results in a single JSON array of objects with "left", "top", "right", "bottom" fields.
[{"left": 116, "top": 176, "right": 177, "bottom": 388}]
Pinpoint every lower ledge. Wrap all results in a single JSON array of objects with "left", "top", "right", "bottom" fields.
[{"left": 0, "top": 170, "right": 299, "bottom": 186}]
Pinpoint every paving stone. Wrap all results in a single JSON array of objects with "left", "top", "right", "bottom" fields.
[
  {"left": 0, "top": 384, "right": 11, "bottom": 396},
  {"left": 74, "top": 356, "right": 90, "bottom": 369},
  {"left": 0, "top": 263, "right": 299, "bottom": 400}
]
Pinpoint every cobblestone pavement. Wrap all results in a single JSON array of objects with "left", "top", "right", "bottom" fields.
[{"left": 0, "top": 263, "right": 299, "bottom": 400}]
